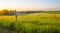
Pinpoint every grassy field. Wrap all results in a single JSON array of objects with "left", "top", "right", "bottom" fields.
[{"left": 0, "top": 13, "right": 60, "bottom": 33}]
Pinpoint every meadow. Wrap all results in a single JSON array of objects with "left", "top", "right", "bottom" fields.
[{"left": 0, "top": 13, "right": 60, "bottom": 33}]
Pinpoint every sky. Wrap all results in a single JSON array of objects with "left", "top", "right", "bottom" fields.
[{"left": 0, "top": 0, "right": 60, "bottom": 11}]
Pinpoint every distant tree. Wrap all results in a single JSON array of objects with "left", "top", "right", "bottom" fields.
[
  {"left": 0, "top": 9, "right": 15, "bottom": 15},
  {"left": 0, "top": 9, "right": 9, "bottom": 15},
  {"left": 9, "top": 10, "right": 14, "bottom": 15}
]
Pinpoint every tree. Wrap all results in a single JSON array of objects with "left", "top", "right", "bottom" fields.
[
  {"left": 0, "top": 9, "right": 9, "bottom": 15},
  {"left": 0, "top": 9, "right": 15, "bottom": 15},
  {"left": 9, "top": 10, "right": 14, "bottom": 15}
]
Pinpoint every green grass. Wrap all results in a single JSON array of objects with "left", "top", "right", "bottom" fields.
[{"left": 0, "top": 13, "right": 60, "bottom": 33}]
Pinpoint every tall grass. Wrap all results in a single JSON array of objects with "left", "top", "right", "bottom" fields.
[{"left": 0, "top": 13, "right": 60, "bottom": 33}]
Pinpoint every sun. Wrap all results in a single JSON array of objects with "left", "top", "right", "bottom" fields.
[{"left": 0, "top": 5, "right": 5, "bottom": 10}]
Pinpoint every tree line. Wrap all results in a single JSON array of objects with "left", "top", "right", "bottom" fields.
[{"left": 0, "top": 9, "right": 14, "bottom": 15}]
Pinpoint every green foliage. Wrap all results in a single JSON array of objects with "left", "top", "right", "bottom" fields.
[
  {"left": 0, "top": 9, "right": 9, "bottom": 15},
  {"left": 0, "top": 13, "right": 60, "bottom": 33},
  {"left": 8, "top": 10, "right": 14, "bottom": 15},
  {"left": 0, "top": 9, "right": 14, "bottom": 15}
]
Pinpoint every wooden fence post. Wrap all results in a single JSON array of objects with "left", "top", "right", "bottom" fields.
[
  {"left": 14, "top": 10, "right": 20, "bottom": 33},
  {"left": 14, "top": 10, "right": 18, "bottom": 21}
]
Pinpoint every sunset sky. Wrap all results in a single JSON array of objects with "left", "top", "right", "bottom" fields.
[{"left": 0, "top": 0, "right": 60, "bottom": 11}]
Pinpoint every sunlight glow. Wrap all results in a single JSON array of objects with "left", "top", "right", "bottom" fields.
[{"left": 0, "top": 5, "right": 4, "bottom": 10}]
